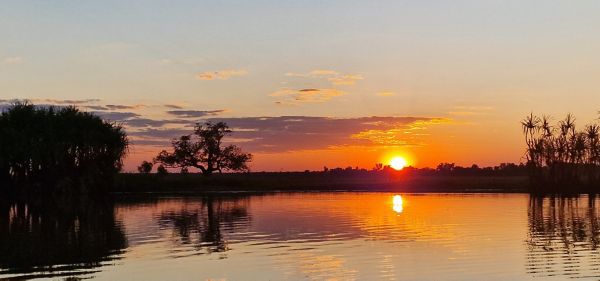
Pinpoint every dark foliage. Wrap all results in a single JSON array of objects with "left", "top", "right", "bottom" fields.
[
  {"left": 0, "top": 102, "right": 128, "bottom": 194},
  {"left": 0, "top": 196, "right": 127, "bottom": 277},
  {"left": 522, "top": 113, "right": 600, "bottom": 190},
  {"left": 137, "top": 161, "right": 153, "bottom": 174},
  {"left": 156, "top": 164, "right": 168, "bottom": 176},
  {"left": 326, "top": 162, "right": 527, "bottom": 177},
  {"left": 154, "top": 122, "right": 252, "bottom": 176}
]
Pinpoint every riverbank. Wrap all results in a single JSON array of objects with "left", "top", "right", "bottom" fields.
[{"left": 112, "top": 173, "right": 530, "bottom": 194}]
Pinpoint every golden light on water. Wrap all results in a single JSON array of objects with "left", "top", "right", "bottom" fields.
[
  {"left": 392, "top": 195, "right": 403, "bottom": 213},
  {"left": 390, "top": 156, "right": 408, "bottom": 170}
]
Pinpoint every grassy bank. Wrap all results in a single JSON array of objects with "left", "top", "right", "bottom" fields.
[{"left": 112, "top": 172, "right": 530, "bottom": 194}]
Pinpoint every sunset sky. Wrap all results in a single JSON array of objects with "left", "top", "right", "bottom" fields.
[{"left": 2, "top": 1, "right": 600, "bottom": 171}]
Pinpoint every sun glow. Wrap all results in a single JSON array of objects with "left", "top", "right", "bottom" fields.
[{"left": 390, "top": 156, "right": 408, "bottom": 170}]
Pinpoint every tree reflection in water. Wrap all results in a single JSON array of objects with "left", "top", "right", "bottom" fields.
[
  {"left": 158, "top": 196, "right": 251, "bottom": 254},
  {"left": 527, "top": 195, "right": 600, "bottom": 278},
  {"left": 0, "top": 196, "right": 127, "bottom": 279}
]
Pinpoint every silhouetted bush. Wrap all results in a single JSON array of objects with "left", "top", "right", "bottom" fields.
[
  {"left": 0, "top": 102, "right": 128, "bottom": 194},
  {"left": 137, "top": 161, "right": 153, "bottom": 174},
  {"left": 156, "top": 165, "right": 168, "bottom": 176}
]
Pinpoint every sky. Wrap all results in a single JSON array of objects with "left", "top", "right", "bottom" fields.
[{"left": 1, "top": 1, "right": 600, "bottom": 171}]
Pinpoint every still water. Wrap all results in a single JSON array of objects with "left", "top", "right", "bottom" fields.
[{"left": 2, "top": 193, "right": 600, "bottom": 280}]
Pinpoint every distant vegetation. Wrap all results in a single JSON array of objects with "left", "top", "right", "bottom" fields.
[
  {"left": 0, "top": 102, "right": 128, "bottom": 194},
  {"left": 118, "top": 162, "right": 529, "bottom": 194},
  {"left": 522, "top": 113, "right": 600, "bottom": 191},
  {"left": 154, "top": 122, "right": 252, "bottom": 176}
]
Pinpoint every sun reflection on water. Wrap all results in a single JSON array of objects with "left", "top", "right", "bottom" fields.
[{"left": 392, "top": 195, "right": 403, "bottom": 213}]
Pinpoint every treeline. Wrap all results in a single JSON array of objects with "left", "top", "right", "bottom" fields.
[
  {"left": 0, "top": 102, "right": 128, "bottom": 194},
  {"left": 318, "top": 162, "right": 527, "bottom": 176},
  {"left": 522, "top": 113, "right": 600, "bottom": 190}
]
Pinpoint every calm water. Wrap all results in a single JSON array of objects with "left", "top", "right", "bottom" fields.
[{"left": 2, "top": 193, "right": 600, "bottom": 280}]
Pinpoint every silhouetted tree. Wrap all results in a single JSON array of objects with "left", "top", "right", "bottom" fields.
[
  {"left": 0, "top": 102, "right": 128, "bottom": 194},
  {"left": 154, "top": 122, "right": 252, "bottom": 176},
  {"left": 137, "top": 161, "right": 153, "bottom": 174},
  {"left": 156, "top": 165, "right": 168, "bottom": 176},
  {"left": 436, "top": 163, "right": 456, "bottom": 174}
]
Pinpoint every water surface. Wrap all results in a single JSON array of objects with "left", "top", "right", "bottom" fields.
[{"left": 2, "top": 193, "right": 600, "bottom": 280}]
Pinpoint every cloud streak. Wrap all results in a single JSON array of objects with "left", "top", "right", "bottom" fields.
[
  {"left": 376, "top": 91, "right": 396, "bottom": 97},
  {"left": 92, "top": 111, "right": 140, "bottom": 121},
  {"left": 285, "top": 70, "right": 363, "bottom": 86},
  {"left": 196, "top": 70, "right": 247, "bottom": 80},
  {"left": 127, "top": 116, "right": 446, "bottom": 152},
  {"left": 271, "top": 88, "right": 345, "bottom": 105},
  {"left": 328, "top": 74, "right": 363, "bottom": 85},
  {"left": 42, "top": 99, "right": 101, "bottom": 104},
  {"left": 166, "top": 109, "right": 227, "bottom": 118},
  {"left": 204, "top": 116, "right": 446, "bottom": 152}
]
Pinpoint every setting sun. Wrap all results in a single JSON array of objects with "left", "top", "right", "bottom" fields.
[{"left": 390, "top": 156, "right": 408, "bottom": 170}]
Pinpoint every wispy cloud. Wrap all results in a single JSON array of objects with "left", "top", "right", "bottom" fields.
[
  {"left": 328, "top": 74, "right": 363, "bottom": 85},
  {"left": 106, "top": 104, "right": 144, "bottom": 110},
  {"left": 285, "top": 69, "right": 363, "bottom": 86},
  {"left": 376, "top": 91, "right": 396, "bottom": 97},
  {"left": 3, "top": 56, "right": 23, "bottom": 65},
  {"left": 448, "top": 105, "right": 494, "bottom": 116},
  {"left": 44, "top": 99, "right": 101, "bottom": 105},
  {"left": 85, "top": 105, "right": 110, "bottom": 110},
  {"left": 102, "top": 114, "right": 448, "bottom": 152},
  {"left": 126, "top": 116, "right": 446, "bottom": 151},
  {"left": 84, "top": 104, "right": 144, "bottom": 111},
  {"left": 285, "top": 70, "right": 339, "bottom": 77},
  {"left": 0, "top": 98, "right": 102, "bottom": 105},
  {"left": 196, "top": 70, "right": 247, "bottom": 80},
  {"left": 123, "top": 118, "right": 191, "bottom": 128},
  {"left": 199, "top": 116, "right": 446, "bottom": 152},
  {"left": 166, "top": 109, "right": 227, "bottom": 118},
  {"left": 271, "top": 88, "right": 346, "bottom": 105},
  {"left": 164, "top": 104, "right": 185, "bottom": 109},
  {"left": 350, "top": 119, "right": 450, "bottom": 146},
  {"left": 92, "top": 111, "right": 140, "bottom": 121}
]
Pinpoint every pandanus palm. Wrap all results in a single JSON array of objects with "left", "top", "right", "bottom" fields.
[
  {"left": 522, "top": 112, "right": 600, "bottom": 189},
  {"left": 521, "top": 113, "right": 541, "bottom": 165}
]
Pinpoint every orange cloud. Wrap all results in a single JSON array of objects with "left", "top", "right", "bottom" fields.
[
  {"left": 351, "top": 119, "right": 449, "bottom": 147},
  {"left": 196, "top": 69, "right": 247, "bottom": 80},
  {"left": 285, "top": 70, "right": 363, "bottom": 86},
  {"left": 271, "top": 88, "right": 345, "bottom": 105},
  {"left": 376, "top": 91, "right": 396, "bottom": 97},
  {"left": 285, "top": 70, "right": 339, "bottom": 77},
  {"left": 328, "top": 74, "right": 363, "bottom": 85}
]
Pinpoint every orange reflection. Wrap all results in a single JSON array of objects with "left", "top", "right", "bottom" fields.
[{"left": 392, "top": 195, "right": 403, "bottom": 213}]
